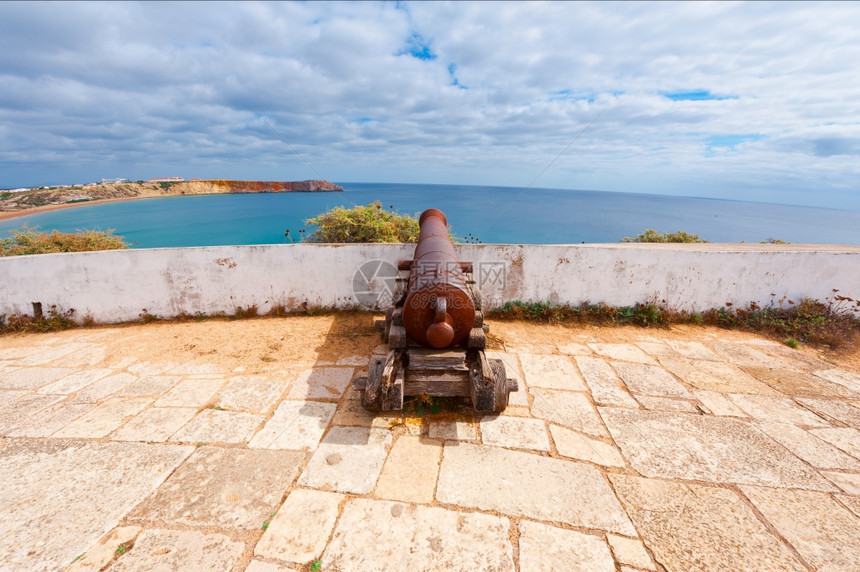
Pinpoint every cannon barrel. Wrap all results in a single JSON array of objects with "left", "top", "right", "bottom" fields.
[{"left": 402, "top": 208, "right": 475, "bottom": 349}]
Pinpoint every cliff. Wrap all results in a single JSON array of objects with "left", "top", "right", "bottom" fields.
[{"left": 201, "top": 180, "right": 343, "bottom": 192}]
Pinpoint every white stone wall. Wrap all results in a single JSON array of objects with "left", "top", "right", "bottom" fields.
[{"left": 1, "top": 243, "right": 858, "bottom": 323}]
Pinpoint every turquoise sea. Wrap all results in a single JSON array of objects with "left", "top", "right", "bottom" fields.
[{"left": 1, "top": 182, "right": 858, "bottom": 247}]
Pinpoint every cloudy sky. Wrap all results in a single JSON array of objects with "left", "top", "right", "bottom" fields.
[{"left": 1, "top": 1, "right": 859, "bottom": 209}]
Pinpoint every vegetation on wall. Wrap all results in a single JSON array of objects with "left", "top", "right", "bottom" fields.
[
  {"left": 0, "top": 226, "right": 129, "bottom": 256},
  {"left": 303, "top": 202, "right": 421, "bottom": 243},
  {"left": 488, "top": 293, "right": 860, "bottom": 349},
  {"left": 622, "top": 229, "right": 709, "bottom": 243}
]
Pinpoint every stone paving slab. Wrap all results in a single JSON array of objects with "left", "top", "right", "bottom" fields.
[
  {"left": 755, "top": 421, "right": 860, "bottom": 470},
  {"left": 69, "top": 372, "right": 137, "bottom": 403},
  {"left": 728, "top": 393, "right": 830, "bottom": 426},
  {"left": 480, "top": 415, "right": 551, "bottom": 451},
  {"left": 743, "top": 366, "right": 859, "bottom": 398},
  {"left": 427, "top": 419, "right": 479, "bottom": 441},
  {"left": 127, "top": 360, "right": 179, "bottom": 376},
  {"left": 168, "top": 362, "right": 224, "bottom": 375},
  {"left": 0, "top": 346, "right": 43, "bottom": 360},
  {"left": 659, "top": 357, "right": 780, "bottom": 395},
  {"left": 549, "top": 424, "right": 626, "bottom": 467},
  {"left": 814, "top": 368, "right": 860, "bottom": 394},
  {"left": 612, "top": 474, "right": 806, "bottom": 571},
  {"left": 51, "top": 343, "right": 107, "bottom": 367},
  {"left": 797, "top": 396, "right": 860, "bottom": 426},
  {"left": 518, "top": 353, "right": 587, "bottom": 391},
  {"left": 436, "top": 442, "right": 636, "bottom": 535},
  {"left": 169, "top": 409, "right": 264, "bottom": 443},
  {"left": 154, "top": 375, "right": 226, "bottom": 407},
  {"left": 255, "top": 489, "right": 344, "bottom": 564},
  {"left": 0, "top": 366, "right": 76, "bottom": 389},
  {"left": 808, "top": 427, "right": 860, "bottom": 459},
  {"left": 691, "top": 388, "right": 747, "bottom": 417},
  {"left": 712, "top": 341, "right": 786, "bottom": 369},
  {"left": 249, "top": 400, "right": 337, "bottom": 450},
  {"left": 374, "top": 435, "right": 442, "bottom": 503},
  {"left": 822, "top": 470, "right": 860, "bottom": 494},
  {"left": 749, "top": 341, "right": 837, "bottom": 371},
  {"left": 17, "top": 343, "right": 87, "bottom": 365},
  {"left": 635, "top": 394, "right": 699, "bottom": 412},
  {"left": 0, "top": 393, "right": 64, "bottom": 433},
  {"left": 600, "top": 407, "right": 837, "bottom": 490},
  {"left": 640, "top": 340, "right": 721, "bottom": 361},
  {"left": 298, "top": 426, "right": 393, "bottom": 494},
  {"left": 0, "top": 388, "right": 27, "bottom": 405},
  {"left": 530, "top": 387, "right": 608, "bottom": 436},
  {"left": 66, "top": 525, "right": 141, "bottom": 572},
  {"left": 556, "top": 341, "right": 592, "bottom": 355},
  {"left": 246, "top": 560, "right": 298, "bottom": 572},
  {"left": 575, "top": 356, "right": 640, "bottom": 407},
  {"left": 129, "top": 446, "right": 303, "bottom": 529},
  {"left": 111, "top": 406, "right": 198, "bottom": 442},
  {"left": 217, "top": 374, "right": 292, "bottom": 413},
  {"left": 119, "top": 374, "right": 182, "bottom": 396},
  {"left": 287, "top": 367, "right": 353, "bottom": 400},
  {"left": 589, "top": 343, "right": 657, "bottom": 364},
  {"left": 612, "top": 362, "right": 694, "bottom": 398},
  {"left": 839, "top": 495, "right": 860, "bottom": 518},
  {"left": 37, "top": 368, "right": 113, "bottom": 394},
  {"left": 519, "top": 520, "right": 615, "bottom": 571},
  {"left": 322, "top": 499, "right": 515, "bottom": 571},
  {"left": 741, "top": 485, "right": 860, "bottom": 571},
  {"left": 53, "top": 396, "right": 152, "bottom": 439},
  {"left": 605, "top": 533, "right": 656, "bottom": 571},
  {"left": 7, "top": 401, "right": 93, "bottom": 437},
  {"left": 0, "top": 439, "right": 192, "bottom": 571},
  {"left": 108, "top": 528, "right": 244, "bottom": 571}
]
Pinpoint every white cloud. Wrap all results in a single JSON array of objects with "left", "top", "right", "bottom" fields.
[{"left": 0, "top": 1, "right": 858, "bottom": 209}]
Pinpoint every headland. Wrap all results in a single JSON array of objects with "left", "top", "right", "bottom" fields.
[{"left": 0, "top": 179, "right": 343, "bottom": 221}]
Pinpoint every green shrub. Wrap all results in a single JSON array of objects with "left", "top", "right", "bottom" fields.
[
  {"left": 0, "top": 225, "right": 129, "bottom": 256},
  {"left": 304, "top": 202, "right": 421, "bottom": 243},
  {"left": 623, "top": 229, "right": 708, "bottom": 243}
]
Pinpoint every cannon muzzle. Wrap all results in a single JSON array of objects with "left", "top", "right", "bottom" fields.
[{"left": 402, "top": 209, "right": 475, "bottom": 349}]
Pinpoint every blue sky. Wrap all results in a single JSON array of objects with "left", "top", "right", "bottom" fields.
[{"left": 1, "top": 1, "right": 859, "bottom": 210}]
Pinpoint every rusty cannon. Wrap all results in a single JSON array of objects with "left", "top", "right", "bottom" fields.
[{"left": 353, "top": 208, "right": 518, "bottom": 412}]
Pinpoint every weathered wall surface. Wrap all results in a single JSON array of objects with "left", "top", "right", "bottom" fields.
[{"left": 1, "top": 243, "right": 859, "bottom": 323}]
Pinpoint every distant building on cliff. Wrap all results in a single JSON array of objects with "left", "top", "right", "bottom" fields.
[
  {"left": 101, "top": 178, "right": 128, "bottom": 184},
  {"left": 148, "top": 177, "right": 185, "bottom": 183}
]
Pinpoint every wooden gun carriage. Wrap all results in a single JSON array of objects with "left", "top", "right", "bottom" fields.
[{"left": 353, "top": 208, "right": 518, "bottom": 413}]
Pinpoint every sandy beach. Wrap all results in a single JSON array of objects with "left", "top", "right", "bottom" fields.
[{"left": 0, "top": 196, "right": 147, "bottom": 222}]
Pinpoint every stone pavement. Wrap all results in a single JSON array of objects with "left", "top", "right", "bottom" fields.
[{"left": 1, "top": 316, "right": 859, "bottom": 571}]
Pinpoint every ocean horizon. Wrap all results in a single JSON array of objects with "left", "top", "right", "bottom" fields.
[{"left": 1, "top": 182, "right": 858, "bottom": 248}]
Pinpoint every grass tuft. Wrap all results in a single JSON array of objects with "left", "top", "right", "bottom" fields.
[
  {"left": 0, "top": 305, "right": 77, "bottom": 333},
  {"left": 234, "top": 304, "right": 259, "bottom": 319},
  {"left": 489, "top": 294, "right": 860, "bottom": 349}
]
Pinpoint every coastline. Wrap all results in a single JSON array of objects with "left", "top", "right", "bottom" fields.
[
  {"left": 0, "top": 179, "right": 343, "bottom": 223},
  {"left": 0, "top": 196, "right": 148, "bottom": 222}
]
